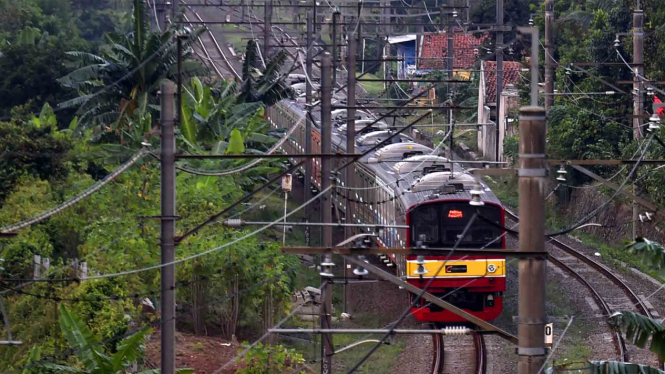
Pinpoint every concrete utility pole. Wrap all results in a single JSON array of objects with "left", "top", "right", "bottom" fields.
[
  {"left": 446, "top": 4, "right": 454, "bottom": 158},
  {"left": 344, "top": 29, "right": 357, "bottom": 314},
  {"left": 517, "top": 106, "right": 547, "bottom": 374},
  {"left": 160, "top": 80, "right": 176, "bottom": 374},
  {"left": 632, "top": 4, "right": 644, "bottom": 241},
  {"left": 264, "top": 1, "right": 272, "bottom": 60},
  {"left": 495, "top": 0, "right": 504, "bottom": 162},
  {"left": 332, "top": 12, "right": 340, "bottom": 87},
  {"left": 305, "top": 11, "right": 313, "bottom": 246},
  {"left": 320, "top": 53, "right": 334, "bottom": 374},
  {"left": 156, "top": 0, "right": 166, "bottom": 31},
  {"left": 544, "top": 0, "right": 555, "bottom": 111}
]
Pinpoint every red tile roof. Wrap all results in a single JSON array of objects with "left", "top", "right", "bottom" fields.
[
  {"left": 483, "top": 61, "right": 523, "bottom": 103},
  {"left": 418, "top": 31, "right": 487, "bottom": 69}
]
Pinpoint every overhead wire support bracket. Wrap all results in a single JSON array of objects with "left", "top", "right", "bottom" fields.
[{"left": 174, "top": 153, "right": 361, "bottom": 159}]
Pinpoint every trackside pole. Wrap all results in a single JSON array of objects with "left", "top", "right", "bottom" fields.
[
  {"left": 160, "top": 80, "right": 176, "bottom": 374},
  {"left": 320, "top": 53, "right": 334, "bottom": 374},
  {"left": 517, "top": 106, "right": 547, "bottom": 374}
]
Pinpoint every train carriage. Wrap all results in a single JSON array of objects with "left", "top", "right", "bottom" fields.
[{"left": 265, "top": 99, "right": 506, "bottom": 325}]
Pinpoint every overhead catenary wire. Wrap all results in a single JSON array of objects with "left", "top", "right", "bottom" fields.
[{"left": 60, "top": 185, "right": 332, "bottom": 281}]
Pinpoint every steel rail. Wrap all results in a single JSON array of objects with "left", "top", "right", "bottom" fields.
[
  {"left": 473, "top": 331, "right": 487, "bottom": 374},
  {"left": 182, "top": 0, "right": 242, "bottom": 79},
  {"left": 432, "top": 329, "right": 444, "bottom": 374},
  {"left": 181, "top": 12, "right": 225, "bottom": 78},
  {"left": 504, "top": 208, "right": 634, "bottom": 362}
]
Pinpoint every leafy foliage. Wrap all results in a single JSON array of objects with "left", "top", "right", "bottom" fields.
[
  {"left": 0, "top": 104, "right": 74, "bottom": 203},
  {"left": 235, "top": 343, "right": 306, "bottom": 374},
  {"left": 625, "top": 237, "right": 665, "bottom": 277},
  {"left": 237, "top": 40, "right": 295, "bottom": 106},
  {"left": 609, "top": 311, "right": 665, "bottom": 361},
  {"left": 58, "top": 0, "right": 205, "bottom": 133},
  {"left": 547, "top": 360, "right": 665, "bottom": 374}
]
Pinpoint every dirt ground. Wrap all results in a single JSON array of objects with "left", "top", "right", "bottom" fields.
[{"left": 145, "top": 330, "right": 244, "bottom": 374}]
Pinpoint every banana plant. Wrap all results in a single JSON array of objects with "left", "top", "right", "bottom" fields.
[
  {"left": 625, "top": 237, "right": 665, "bottom": 277},
  {"left": 33, "top": 305, "right": 193, "bottom": 374},
  {"left": 546, "top": 360, "right": 665, "bottom": 374},
  {"left": 609, "top": 311, "right": 665, "bottom": 360}
]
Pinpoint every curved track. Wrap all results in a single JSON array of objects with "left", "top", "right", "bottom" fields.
[
  {"left": 431, "top": 328, "right": 487, "bottom": 374},
  {"left": 504, "top": 208, "right": 661, "bottom": 363}
]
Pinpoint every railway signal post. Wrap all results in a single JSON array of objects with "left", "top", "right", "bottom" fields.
[{"left": 517, "top": 106, "right": 547, "bottom": 374}]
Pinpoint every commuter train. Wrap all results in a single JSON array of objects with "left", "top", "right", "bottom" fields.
[{"left": 264, "top": 84, "right": 505, "bottom": 324}]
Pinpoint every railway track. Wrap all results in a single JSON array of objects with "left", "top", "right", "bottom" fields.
[
  {"left": 431, "top": 327, "right": 486, "bottom": 374},
  {"left": 504, "top": 208, "right": 663, "bottom": 366},
  {"left": 182, "top": 0, "right": 241, "bottom": 79}
]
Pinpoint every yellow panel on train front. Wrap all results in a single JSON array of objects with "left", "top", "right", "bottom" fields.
[{"left": 406, "top": 259, "right": 506, "bottom": 278}]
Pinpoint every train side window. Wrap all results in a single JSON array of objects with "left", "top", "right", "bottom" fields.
[{"left": 410, "top": 205, "right": 439, "bottom": 246}]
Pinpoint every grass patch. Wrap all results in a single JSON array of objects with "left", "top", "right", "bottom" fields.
[
  {"left": 483, "top": 175, "right": 519, "bottom": 209},
  {"left": 357, "top": 72, "right": 384, "bottom": 97},
  {"left": 455, "top": 128, "right": 478, "bottom": 152},
  {"left": 215, "top": 24, "right": 246, "bottom": 48},
  {"left": 331, "top": 333, "right": 405, "bottom": 373}
]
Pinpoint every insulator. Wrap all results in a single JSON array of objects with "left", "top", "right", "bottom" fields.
[
  {"left": 528, "top": 17, "right": 534, "bottom": 27},
  {"left": 452, "top": 9, "right": 458, "bottom": 17},
  {"left": 321, "top": 254, "right": 335, "bottom": 267},
  {"left": 222, "top": 219, "right": 244, "bottom": 227},
  {"left": 442, "top": 326, "right": 471, "bottom": 335},
  {"left": 414, "top": 264, "right": 428, "bottom": 275},
  {"left": 353, "top": 256, "right": 369, "bottom": 276},
  {"left": 508, "top": 47, "right": 514, "bottom": 55},
  {"left": 614, "top": 37, "right": 620, "bottom": 47},
  {"left": 650, "top": 113, "right": 661, "bottom": 123},
  {"left": 319, "top": 269, "right": 334, "bottom": 277},
  {"left": 415, "top": 255, "right": 426, "bottom": 265},
  {"left": 648, "top": 121, "right": 660, "bottom": 132}
]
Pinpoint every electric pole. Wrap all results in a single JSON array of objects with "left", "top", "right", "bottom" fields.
[
  {"left": 517, "top": 106, "right": 547, "bottom": 374},
  {"left": 447, "top": 4, "right": 454, "bottom": 159},
  {"left": 344, "top": 28, "right": 357, "bottom": 314},
  {"left": 264, "top": 1, "right": 272, "bottom": 61},
  {"left": 305, "top": 10, "right": 313, "bottom": 246},
  {"left": 495, "top": 0, "right": 504, "bottom": 162},
  {"left": 160, "top": 80, "right": 176, "bottom": 374},
  {"left": 320, "top": 53, "right": 334, "bottom": 374},
  {"left": 332, "top": 12, "right": 340, "bottom": 87},
  {"left": 156, "top": 0, "right": 166, "bottom": 31},
  {"left": 632, "top": 3, "right": 644, "bottom": 241},
  {"left": 544, "top": 0, "right": 555, "bottom": 112}
]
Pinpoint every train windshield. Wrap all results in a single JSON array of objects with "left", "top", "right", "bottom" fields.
[{"left": 409, "top": 202, "right": 503, "bottom": 248}]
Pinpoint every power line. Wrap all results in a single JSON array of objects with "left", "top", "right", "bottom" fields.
[{"left": 0, "top": 149, "right": 150, "bottom": 234}]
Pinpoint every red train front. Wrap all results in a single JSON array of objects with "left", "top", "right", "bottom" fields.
[{"left": 405, "top": 198, "right": 506, "bottom": 323}]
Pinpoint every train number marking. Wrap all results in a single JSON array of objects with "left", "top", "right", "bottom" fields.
[{"left": 445, "top": 265, "right": 467, "bottom": 273}]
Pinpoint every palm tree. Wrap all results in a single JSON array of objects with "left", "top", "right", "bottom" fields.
[
  {"left": 58, "top": 0, "right": 204, "bottom": 134},
  {"left": 33, "top": 305, "right": 192, "bottom": 374}
]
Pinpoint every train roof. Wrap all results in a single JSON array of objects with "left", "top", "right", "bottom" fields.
[{"left": 278, "top": 99, "right": 502, "bottom": 211}]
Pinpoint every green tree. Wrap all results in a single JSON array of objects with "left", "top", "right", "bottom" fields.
[
  {"left": 33, "top": 305, "right": 192, "bottom": 374},
  {"left": 58, "top": 0, "right": 204, "bottom": 133},
  {"left": 237, "top": 40, "right": 295, "bottom": 106}
]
